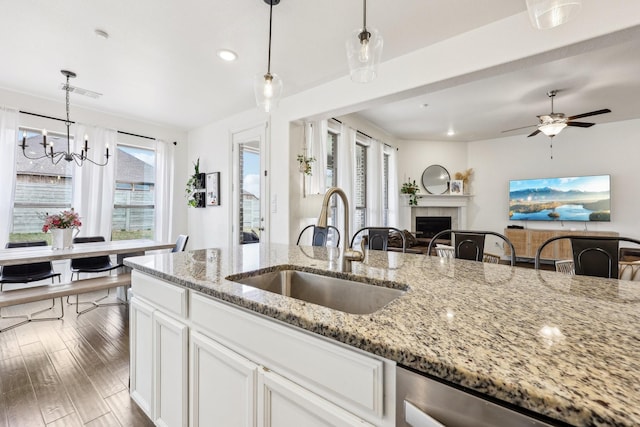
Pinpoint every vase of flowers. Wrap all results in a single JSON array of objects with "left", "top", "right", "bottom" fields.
[
  {"left": 42, "top": 209, "right": 82, "bottom": 250},
  {"left": 401, "top": 179, "right": 420, "bottom": 206}
]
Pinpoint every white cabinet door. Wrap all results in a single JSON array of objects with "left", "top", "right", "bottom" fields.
[
  {"left": 190, "top": 331, "right": 258, "bottom": 427},
  {"left": 130, "top": 297, "right": 154, "bottom": 419},
  {"left": 153, "top": 310, "right": 188, "bottom": 427},
  {"left": 258, "top": 370, "right": 373, "bottom": 427}
]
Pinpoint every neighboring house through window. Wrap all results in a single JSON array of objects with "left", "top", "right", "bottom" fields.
[
  {"left": 11, "top": 128, "right": 73, "bottom": 243},
  {"left": 112, "top": 145, "right": 156, "bottom": 240}
]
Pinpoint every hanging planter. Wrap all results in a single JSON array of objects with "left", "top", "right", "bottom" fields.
[
  {"left": 401, "top": 179, "right": 420, "bottom": 206},
  {"left": 297, "top": 154, "right": 315, "bottom": 176}
]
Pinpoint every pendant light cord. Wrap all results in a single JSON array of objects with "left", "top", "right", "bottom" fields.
[
  {"left": 267, "top": 1, "right": 273, "bottom": 74},
  {"left": 362, "top": 0, "right": 367, "bottom": 30}
]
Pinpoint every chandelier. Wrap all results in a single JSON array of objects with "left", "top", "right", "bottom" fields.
[{"left": 19, "top": 70, "right": 110, "bottom": 166}]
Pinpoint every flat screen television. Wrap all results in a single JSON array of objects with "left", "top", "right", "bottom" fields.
[{"left": 509, "top": 175, "right": 611, "bottom": 222}]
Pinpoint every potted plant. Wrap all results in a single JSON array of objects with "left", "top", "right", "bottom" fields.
[
  {"left": 401, "top": 179, "right": 420, "bottom": 206},
  {"left": 185, "top": 158, "right": 205, "bottom": 207},
  {"left": 297, "top": 154, "right": 315, "bottom": 176},
  {"left": 42, "top": 208, "right": 82, "bottom": 249}
]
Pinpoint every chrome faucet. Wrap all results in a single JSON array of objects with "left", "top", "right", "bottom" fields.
[{"left": 317, "top": 187, "right": 364, "bottom": 271}]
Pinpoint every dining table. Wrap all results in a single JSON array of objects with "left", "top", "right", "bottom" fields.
[{"left": 0, "top": 239, "right": 176, "bottom": 266}]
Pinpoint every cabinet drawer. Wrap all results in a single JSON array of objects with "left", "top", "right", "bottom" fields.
[
  {"left": 132, "top": 271, "right": 187, "bottom": 318},
  {"left": 190, "top": 293, "right": 385, "bottom": 419}
]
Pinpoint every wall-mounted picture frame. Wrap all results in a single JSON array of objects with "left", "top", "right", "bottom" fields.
[
  {"left": 449, "top": 179, "right": 463, "bottom": 195},
  {"left": 206, "top": 172, "right": 220, "bottom": 206}
]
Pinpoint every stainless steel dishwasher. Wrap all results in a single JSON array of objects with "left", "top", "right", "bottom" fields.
[{"left": 396, "top": 366, "right": 557, "bottom": 426}]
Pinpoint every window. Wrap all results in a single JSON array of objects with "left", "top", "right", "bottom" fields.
[
  {"left": 11, "top": 128, "right": 74, "bottom": 243},
  {"left": 112, "top": 145, "right": 155, "bottom": 240},
  {"left": 354, "top": 141, "right": 367, "bottom": 231},
  {"left": 239, "top": 142, "right": 261, "bottom": 244}
]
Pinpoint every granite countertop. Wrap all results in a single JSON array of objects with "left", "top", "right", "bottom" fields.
[{"left": 124, "top": 243, "right": 640, "bottom": 427}]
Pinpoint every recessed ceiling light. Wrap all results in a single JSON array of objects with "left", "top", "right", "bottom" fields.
[
  {"left": 217, "top": 49, "right": 238, "bottom": 62},
  {"left": 94, "top": 29, "right": 109, "bottom": 40},
  {"left": 420, "top": 103, "right": 429, "bottom": 108},
  {"left": 447, "top": 130, "right": 455, "bottom": 136}
]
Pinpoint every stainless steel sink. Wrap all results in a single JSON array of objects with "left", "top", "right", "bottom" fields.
[{"left": 227, "top": 269, "right": 406, "bottom": 314}]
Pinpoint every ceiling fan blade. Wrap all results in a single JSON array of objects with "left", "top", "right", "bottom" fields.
[
  {"left": 527, "top": 129, "right": 541, "bottom": 137},
  {"left": 566, "top": 121, "right": 595, "bottom": 128},
  {"left": 501, "top": 124, "right": 537, "bottom": 133},
  {"left": 567, "top": 109, "right": 611, "bottom": 120}
]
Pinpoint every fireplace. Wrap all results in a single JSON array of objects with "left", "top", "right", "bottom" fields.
[{"left": 416, "top": 216, "right": 451, "bottom": 239}]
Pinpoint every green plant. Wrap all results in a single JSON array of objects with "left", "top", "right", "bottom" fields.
[
  {"left": 185, "top": 158, "right": 201, "bottom": 207},
  {"left": 297, "top": 154, "right": 315, "bottom": 176},
  {"left": 401, "top": 179, "right": 420, "bottom": 206}
]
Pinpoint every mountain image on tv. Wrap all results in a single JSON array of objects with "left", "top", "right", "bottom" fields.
[{"left": 509, "top": 175, "right": 611, "bottom": 222}]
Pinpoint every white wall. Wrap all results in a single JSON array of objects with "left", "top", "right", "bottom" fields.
[
  {"left": 187, "top": 3, "right": 640, "bottom": 248},
  {"left": 1, "top": 87, "right": 189, "bottom": 242},
  {"left": 396, "top": 140, "right": 468, "bottom": 193},
  {"left": 186, "top": 109, "right": 265, "bottom": 250},
  {"left": 468, "top": 118, "right": 640, "bottom": 240}
]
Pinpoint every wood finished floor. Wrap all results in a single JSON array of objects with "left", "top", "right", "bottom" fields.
[{"left": 0, "top": 295, "right": 153, "bottom": 427}]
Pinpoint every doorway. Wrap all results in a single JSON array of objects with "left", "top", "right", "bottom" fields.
[{"left": 231, "top": 124, "right": 268, "bottom": 246}]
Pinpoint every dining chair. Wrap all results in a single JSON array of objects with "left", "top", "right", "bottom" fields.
[
  {"left": 296, "top": 225, "right": 341, "bottom": 247},
  {"left": 350, "top": 227, "right": 407, "bottom": 253},
  {"left": 427, "top": 230, "right": 516, "bottom": 266},
  {"left": 0, "top": 241, "right": 61, "bottom": 291},
  {"left": 534, "top": 235, "right": 640, "bottom": 279},
  {"left": 70, "top": 236, "right": 124, "bottom": 280},
  {"left": 172, "top": 234, "right": 189, "bottom": 252}
]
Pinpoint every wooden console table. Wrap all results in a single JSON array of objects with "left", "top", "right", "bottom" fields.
[{"left": 504, "top": 228, "right": 619, "bottom": 260}]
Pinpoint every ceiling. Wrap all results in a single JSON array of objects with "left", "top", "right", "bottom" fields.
[
  {"left": 1, "top": 2, "right": 638, "bottom": 141},
  {"left": 355, "top": 28, "right": 640, "bottom": 142},
  {"left": 0, "top": 0, "right": 525, "bottom": 130}
]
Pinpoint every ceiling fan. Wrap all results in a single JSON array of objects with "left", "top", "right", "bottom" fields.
[{"left": 504, "top": 90, "right": 611, "bottom": 138}]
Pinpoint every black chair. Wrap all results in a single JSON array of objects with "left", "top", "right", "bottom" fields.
[
  {"left": 69, "top": 236, "right": 126, "bottom": 314},
  {"left": 172, "top": 234, "right": 189, "bottom": 252},
  {"left": 350, "top": 227, "right": 406, "bottom": 253},
  {"left": 427, "top": 230, "right": 516, "bottom": 266},
  {"left": 0, "top": 241, "right": 63, "bottom": 331},
  {"left": 0, "top": 241, "right": 61, "bottom": 291},
  {"left": 70, "top": 236, "right": 124, "bottom": 280},
  {"left": 534, "top": 235, "right": 640, "bottom": 278},
  {"left": 296, "top": 225, "right": 341, "bottom": 247}
]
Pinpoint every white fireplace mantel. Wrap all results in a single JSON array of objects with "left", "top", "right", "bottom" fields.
[
  {"left": 413, "top": 194, "right": 471, "bottom": 208},
  {"left": 398, "top": 194, "right": 472, "bottom": 232}
]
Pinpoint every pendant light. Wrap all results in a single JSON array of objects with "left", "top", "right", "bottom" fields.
[
  {"left": 345, "top": 0, "right": 383, "bottom": 83},
  {"left": 254, "top": 0, "right": 283, "bottom": 113},
  {"left": 526, "top": 0, "right": 582, "bottom": 30}
]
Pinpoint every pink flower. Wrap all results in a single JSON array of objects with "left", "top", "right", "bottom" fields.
[{"left": 41, "top": 208, "right": 82, "bottom": 233}]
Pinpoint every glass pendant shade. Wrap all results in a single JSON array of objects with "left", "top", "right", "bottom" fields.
[
  {"left": 346, "top": 27, "right": 383, "bottom": 83},
  {"left": 526, "top": 0, "right": 582, "bottom": 30},
  {"left": 254, "top": 72, "right": 283, "bottom": 113},
  {"left": 539, "top": 122, "right": 567, "bottom": 136}
]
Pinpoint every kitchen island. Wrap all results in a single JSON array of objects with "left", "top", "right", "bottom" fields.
[{"left": 124, "top": 243, "right": 640, "bottom": 426}]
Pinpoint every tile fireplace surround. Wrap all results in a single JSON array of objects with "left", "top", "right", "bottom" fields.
[{"left": 399, "top": 194, "right": 470, "bottom": 233}]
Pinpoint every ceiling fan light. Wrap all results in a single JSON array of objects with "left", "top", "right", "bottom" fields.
[
  {"left": 526, "top": 0, "right": 582, "bottom": 30},
  {"left": 540, "top": 122, "right": 567, "bottom": 136}
]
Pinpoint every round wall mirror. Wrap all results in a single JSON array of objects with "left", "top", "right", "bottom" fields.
[{"left": 421, "top": 165, "right": 450, "bottom": 194}]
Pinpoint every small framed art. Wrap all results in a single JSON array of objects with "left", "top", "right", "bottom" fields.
[
  {"left": 449, "top": 180, "right": 463, "bottom": 195},
  {"left": 206, "top": 172, "right": 220, "bottom": 206}
]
